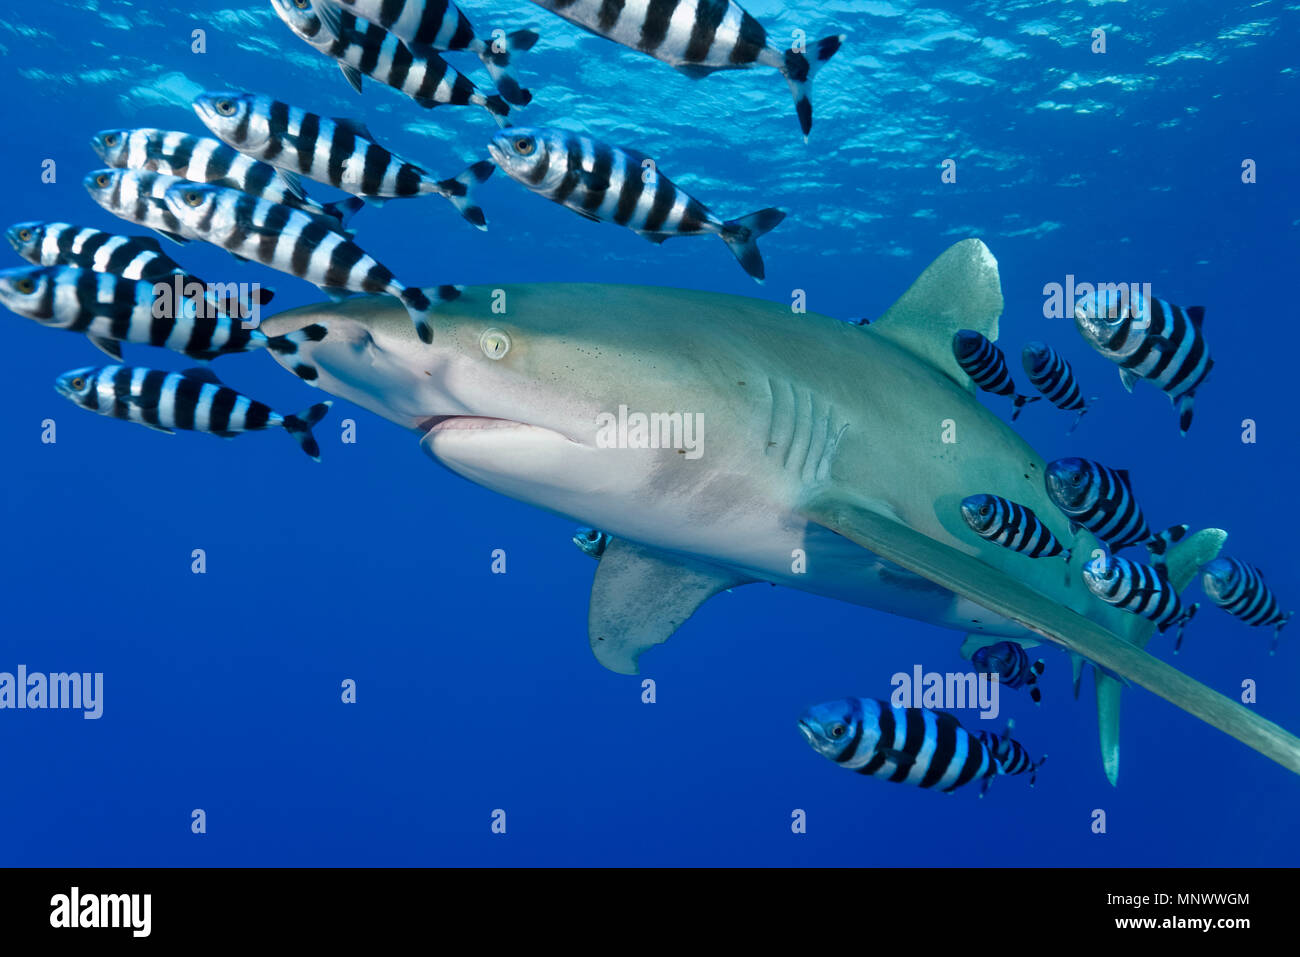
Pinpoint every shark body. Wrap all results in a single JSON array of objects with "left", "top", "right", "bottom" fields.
[{"left": 260, "top": 240, "right": 1300, "bottom": 783}]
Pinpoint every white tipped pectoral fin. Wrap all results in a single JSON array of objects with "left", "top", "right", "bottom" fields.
[
  {"left": 588, "top": 539, "right": 756, "bottom": 675},
  {"left": 798, "top": 490, "right": 1300, "bottom": 782}
]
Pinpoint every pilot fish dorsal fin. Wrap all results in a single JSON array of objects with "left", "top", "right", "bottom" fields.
[
  {"left": 584, "top": 538, "right": 755, "bottom": 675},
  {"left": 864, "top": 239, "right": 1004, "bottom": 395}
]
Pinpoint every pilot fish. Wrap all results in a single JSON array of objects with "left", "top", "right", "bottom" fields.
[
  {"left": 952, "top": 330, "right": 1040, "bottom": 420},
  {"left": 89, "top": 127, "right": 362, "bottom": 227},
  {"left": 526, "top": 0, "right": 844, "bottom": 140},
  {"left": 0, "top": 265, "right": 301, "bottom": 361},
  {"left": 573, "top": 527, "right": 612, "bottom": 559},
  {"left": 160, "top": 181, "right": 459, "bottom": 344},
  {"left": 1044, "top": 457, "right": 1152, "bottom": 553},
  {"left": 488, "top": 127, "right": 785, "bottom": 281},
  {"left": 312, "top": 0, "right": 539, "bottom": 105},
  {"left": 799, "top": 698, "right": 1001, "bottom": 795},
  {"left": 84, "top": 169, "right": 196, "bottom": 247},
  {"left": 269, "top": 0, "right": 511, "bottom": 125},
  {"left": 192, "top": 91, "right": 494, "bottom": 229},
  {"left": 1200, "top": 557, "right": 1293, "bottom": 654},
  {"left": 970, "top": 641, "right": 1046, "bottom": 704},
  {"left": 1074, "top": 289, "right": 1212, "bottom": 436},
  {"left": 55, "top": 364, "right": 332, "bottom": 461},
  {"left": 1021, "top": 340, "right": 1096, "bottom": 434},
  {"left": 1082, "top": 550, "right": 1199, "bottom": 652},
  {"left": 977, "top": 719, "right": 1046, "bottom": 785},
  {"left": 960, "top": 494, "right": 1070, "bottom": 563}
]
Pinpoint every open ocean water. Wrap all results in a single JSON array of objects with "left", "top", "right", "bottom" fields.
[{"left": 0, "top": 0, "right": 1296, "bottom": 867}]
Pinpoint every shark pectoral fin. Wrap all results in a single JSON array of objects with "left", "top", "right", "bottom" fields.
[
  {"left": 798, "top": 491, "right": 1300, "bottom": 781},
  {"left": 865, "top": 238, "right": 1004, "bottom": 394},
  {"left": 958, "top": 633, "right": 1040, "bottom": 660},
  {"left": 587, "top": 539, "right": 755, "bottom": 675}
]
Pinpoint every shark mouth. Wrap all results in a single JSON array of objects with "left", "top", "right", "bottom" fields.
[{"left": 418, "top": 415, "right": 585, "bottom": 446}]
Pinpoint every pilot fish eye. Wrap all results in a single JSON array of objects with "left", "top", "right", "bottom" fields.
[
  {"left": 70, "top": 377, "right": 85, "bottom": 391},
  {"left": 480, "top": 328, "right": 511, "bottom": 360},
  {"left": 294, "top": 0, "right": 309, "bottom": 6},
  {"left": 17, "top": 228, "right": 32, "bottom": 241},
  {"left": 104, "top": 133, "right": 119, "bottom": 146},
  {"left": 95, "top": 173, "right": 110, "bottom": 187},
  {"left": 514, "top": 137, "right": 535, "bottom": 155},
  {"left": 979, "top": 505, "right": 991, "bottom": 517},
  {"left": 184, "top": 191, "right": 204, "bottom": 207},
  {"left": 15, "top": 278, "right": 36, "bottom": 294},
  {"left": 831, "top": 724, "right": 846, "bottom": 738},
  {"left": 216, "top": 99, "right": 236, "bottom": 116},
  {"left": 1070, "top": 473, "right": 1083, "bottom": 487}
]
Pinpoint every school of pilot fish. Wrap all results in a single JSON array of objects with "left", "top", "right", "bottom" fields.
[{"left": 1, "top": 0, "right": 1290, "bottom": 801}]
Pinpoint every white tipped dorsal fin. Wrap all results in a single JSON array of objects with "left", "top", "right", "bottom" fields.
[{"left": 866, "top": 238, "right": 1004, "bottom": 393}]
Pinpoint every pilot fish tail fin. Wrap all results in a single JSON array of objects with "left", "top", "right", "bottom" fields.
[
  {"left": 478, "top": 29, "right": 540, "bottom": 106},
  {"left": 282, "top": 400, "right": 333, "bottom": 462},
  {"left": 430, "top": 160, "right": 496, "bottom": 231},
  {"left": 402, "top": 285, "right": 464, "bottom": 344},
  {"left": 1010, "top": 393, "right": 1041, "bottom": 421},
  {"left": 719, "top": 208, "right": 786, "bottom": 283},
  {"left": 782, "top": 34, "right": 846, "bottom": 141}
]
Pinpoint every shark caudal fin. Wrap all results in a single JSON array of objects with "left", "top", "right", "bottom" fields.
[
  {"left": 477, "top": 29, "right": 539, "bottom": 106},
  {"left": 782, "top": 34, "right": 846, "bottom": 141},
  {"left": 282, "top": 400, "right": 333, "bottom": 462},
  {"left": 430, "top": 160, "right": 496, "bottom": 231},
  {"left": 866, "top": 239, "right": 1005, "bottom": 394},
  {"left": 720, "top": 208, "right": 787, "bottom": 282}
]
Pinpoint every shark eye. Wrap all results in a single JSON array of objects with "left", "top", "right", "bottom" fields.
[
  {"left": 95, "top": 173, "right": 111, "bottom": 187},
  {"left": 15, "top": 277, "right": 36, "bottom": 294},
  {"left": 184, "top": 191, "right": 205, "bottom": 207},
  {"left": 216, "top": 99, "right": 237, "bottom": 116},
  {"left": 514, "top": 137, "right": 535, "bottom": 156},
  {"left": 70, "top": 377, "right": 85, "bottom": 391},
  {"left": 480, "top": 328, "right": 510, "bottom": 360}
]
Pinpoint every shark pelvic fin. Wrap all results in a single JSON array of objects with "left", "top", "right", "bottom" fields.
[
  {"left": 798, "top": 491, "right": 1300, "bottom": 782},
  {"left": 866, "top": 238, "right": 1004, "bottom": 394},
  {"left": 587, "top": 539, "right": 755, "bottom": 675}
]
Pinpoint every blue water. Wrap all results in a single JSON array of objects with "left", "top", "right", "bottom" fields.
[{"left": 1, "top": 0, "right": 1297, "bottom": 866}]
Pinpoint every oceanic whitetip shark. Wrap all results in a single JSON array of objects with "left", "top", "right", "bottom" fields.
[{"left": 259, "top": 239, "right": 1300, "bottom": 784}]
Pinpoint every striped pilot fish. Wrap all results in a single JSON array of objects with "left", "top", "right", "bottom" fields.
[
  {"left": 798, "top": 698, "right": 1002, "bottom": 795},
  {"left": 55, "top": 365, "right": 333, "bottom": 461},
  {"left": 161, "top": 181, "right": 459, "bottom": 344},
  {"left": 527, "top": 0, "right": 844, "bottom": 141},
  {"left": 573, "top": 527, "right": 612, "bottom": 559},
  {"left": 970, "top": 641, "right": 1046, "bottom": 704},
  {"left": 192, "top": 91, "right": 494, "bottom": 229},
  {"left": 84, "top": 169, "right": 196, "bottom": 247},
  {"left": 1082, "top": 548, "right": 1199, "bottom": 652},
  {"left": 0, "top": 265, "right": 303, "bottom": 361},
  {"left": 312, "top": 0, "right": 539, "bottom": 105},
  {"left": 1021, "top": 341, "right": 1096, "bottom": 434},
  {"left": 960, "top": 493, "right": 1070, "bottom": 563},
  {"left": 1044, "top": 457, "right": 1152, "bottom": 552},
  {"left": 1200, "top": 557, "right": 1293, "bottom": 654},
  {"left": 270, "top": 0, "right": 510, "bottom": 125},
  {"left": 977, "top": 719, "right": 1046, "bottom": 786},
  {"left": 1073, "top": 289, "right": 1212, "bottom": 436},
  {"left": 89, "top": 128, "right": 362, "bottom": 227},
  {"left": 488, "top": 128, "right": 786, "bottom": 281},
  {"left": 952, "top": 330, "right": 1040, "bottom": 420}
]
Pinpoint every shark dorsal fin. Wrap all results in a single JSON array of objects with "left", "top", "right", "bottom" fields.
[{"left": 866, "top": 238, "right": 1004, "bottom": 394}]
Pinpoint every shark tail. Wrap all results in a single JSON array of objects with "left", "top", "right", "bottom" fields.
[
  {"left": 429, "top": 160, "right": 496, "bottom": 231},
  {"left": 720, "top": 208, "right": 787, "bottom": 282},
  {"left": 477, "top": 30, "right": 539, "bottom": 106},
  {"left": 781, "top": 34, "right": 846, "bottom": 141},
  {"left": 282, "top": 401, "right": 333, "bottom": 462}
]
